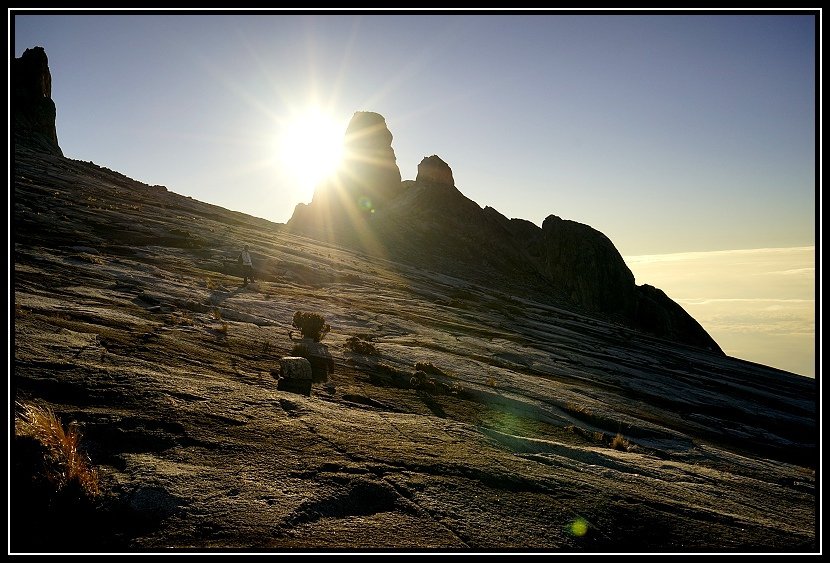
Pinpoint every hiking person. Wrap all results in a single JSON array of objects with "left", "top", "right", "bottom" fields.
[{"left": 238, "top": 244, "right": 254, "bottom": 286}]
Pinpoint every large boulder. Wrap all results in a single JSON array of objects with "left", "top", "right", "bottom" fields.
[{"left": 276, "top": 357, "right": 313, "bottom": 396}]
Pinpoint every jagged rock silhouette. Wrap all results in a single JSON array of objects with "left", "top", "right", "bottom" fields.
[
  {"left": 12, "top": 46, "right": 63, "bottom": 157},
  {"left": 288, "top": 111, "right": 721, "bottom": 353}
]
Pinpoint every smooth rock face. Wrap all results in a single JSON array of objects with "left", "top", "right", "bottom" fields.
[
  {"left": 538, "top": 214, "right": 638, "bottom": 319},
  {"left": 633, "top": 284, "right": 722, "bottom": 352},
  {"left": 11, "top": 144, "right": 816, "bottom": 552}
]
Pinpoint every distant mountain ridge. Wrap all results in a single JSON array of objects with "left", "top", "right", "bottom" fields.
[{"left": 287, "top": 112, "right": 722, "bottom": 353}]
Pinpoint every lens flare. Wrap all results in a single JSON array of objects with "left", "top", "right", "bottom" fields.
[
  {"left": 569, "top": 517, "right": 589, "bottom": 537},
  {"left": 278, "top": 108, "right": 345, "bottom": 200},
  {"left": 358, "top": 196, "right": 373, "bottom": 211}
]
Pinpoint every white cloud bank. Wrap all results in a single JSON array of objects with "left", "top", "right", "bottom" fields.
[{"left": 624, "top": 246, "right": 816, "bottom": 378}]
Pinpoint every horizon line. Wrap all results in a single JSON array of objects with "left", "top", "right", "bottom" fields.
[{"left": 623, "top": 245, "right": 815, "bottom": 262}]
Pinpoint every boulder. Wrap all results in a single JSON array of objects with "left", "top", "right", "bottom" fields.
[
  {"left": 290, "top": 341, "right": 334, "bottom": 383},
  {"left": 276, "top": 356, "right": 312, "bottom": 396}
]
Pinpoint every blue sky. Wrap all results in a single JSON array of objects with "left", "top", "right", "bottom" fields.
[{"left": 11, "top": 10, "right": 818, "bottom": 376}]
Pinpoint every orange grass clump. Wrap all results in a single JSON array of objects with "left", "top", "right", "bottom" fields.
[
  {"left": 15, "top": 401, "right": 100, "bottom": 498},
  {"left": 610, "top": 433, "right": 631, "bottom": 452}
]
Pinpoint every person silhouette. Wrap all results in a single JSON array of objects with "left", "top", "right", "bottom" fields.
[{"left": 239, "top": 244, "right": 254, "bottom": 286}]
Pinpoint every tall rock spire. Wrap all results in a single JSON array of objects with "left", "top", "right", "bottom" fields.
[
  {"left": 287, "top": 111, "right": 402, "bottom": 242},
  {"left": 13, "top": 46, "right": 63, "bottom": 156},
  {"left": 338, "top": 111, "right": 402, "bottom": 208}
]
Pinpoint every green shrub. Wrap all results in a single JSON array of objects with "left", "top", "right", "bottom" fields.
[{"left": 292, "top": 311, "right": 330, "bottom": 342}]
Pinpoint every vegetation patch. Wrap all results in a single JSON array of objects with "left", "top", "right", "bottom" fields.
[
  {"left": 414, "top": 361, "right": 452, "bottom": 378},
  {"left": 345, "top": 336, "right": 377, "bottom": 355},
  {"left": 564, "top": 425, "right": 633, "bottom": 451},
  {"left": 367, "top": 363, "right": 412, "bottom": 389},
  {"left": 14, "top": 401, "right": 100, "bottom": 499},
  {"left": 563, "top": 402, "right": 629, "bottom": 434},
  {"left": 610, "top": 433, "right": 632, "bottom": 451},
  {"left": 291, "top": 310, "right": 331, "bottom": 342}
]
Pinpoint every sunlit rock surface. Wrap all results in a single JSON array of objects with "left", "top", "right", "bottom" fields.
[{"left": 12, "top": 144, "right": 816, "bottom": 552}]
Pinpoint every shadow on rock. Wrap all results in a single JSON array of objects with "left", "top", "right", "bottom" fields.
[{"left": 290, "top": 339, "right": 334, "bottom": 383}]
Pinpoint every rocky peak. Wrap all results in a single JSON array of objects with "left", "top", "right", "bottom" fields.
[
  {"left": 12, "top": 46, "right": 63, "bottom": 156},
  {"left": 284, "top": 110, "right": 722, "bottom": 353},
  {"left": 539, "top": 215, "right": 638, "bottom": 318},
  {"left": 340, "top": 111, "right": 402, "bottom": 200},
  {"left": 288, "top": 111, "right": 402, "bottom": 241},
  {"left": 416, "top": 155, "right": 455, "bottom": 187}
]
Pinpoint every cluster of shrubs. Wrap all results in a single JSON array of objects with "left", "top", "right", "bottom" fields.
[{"left": 291, "top": 311, "right": 330, "bottom": 342}]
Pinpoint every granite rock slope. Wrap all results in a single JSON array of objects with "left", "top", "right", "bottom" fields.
[{"left": 11, "top": 145, "right": 816, "bottom": 552}]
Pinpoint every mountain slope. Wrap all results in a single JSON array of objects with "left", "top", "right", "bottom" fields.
[{"left": 11, "top": 144, "right": 817, "bottom": 552}]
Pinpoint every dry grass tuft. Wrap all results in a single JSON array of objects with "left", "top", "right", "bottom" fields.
[
  {"left": 170, "top": 310, "right": 195, "bottom": 326},
  {"left": 15, "top": 401, "right": 100, "bottom": 498},
  {"left": 345, "top": 336, "right": 377, "bottom": 355},
  {"left": 610, "top": 433, "right": 631, "bottom": 451}
]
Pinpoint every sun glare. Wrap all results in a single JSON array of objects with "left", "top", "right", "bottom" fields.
[{"left": 279, "top": 109, "right": 345, "bottom": 199}]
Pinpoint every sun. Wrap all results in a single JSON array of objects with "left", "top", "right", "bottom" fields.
[{"left": 278, "top": 108, "right": 345, "bottom": 198}]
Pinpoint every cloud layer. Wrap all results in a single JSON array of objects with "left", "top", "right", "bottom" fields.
[{"left": 625, "top": 247, "right": 815, "bottom": 377}]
